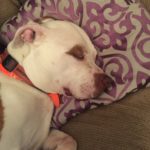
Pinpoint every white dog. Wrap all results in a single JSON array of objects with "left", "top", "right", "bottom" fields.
[{"left": 0, "top": 18, "right": 111, "bottom": 150}]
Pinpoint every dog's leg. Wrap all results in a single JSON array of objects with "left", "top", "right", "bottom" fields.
[{"left": 42, "top": 129, "right": 77, "bottom": 150}]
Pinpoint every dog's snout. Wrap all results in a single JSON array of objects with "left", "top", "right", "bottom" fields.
[{"left": 93, "top": 73, "right": 112, "bottom": 98}]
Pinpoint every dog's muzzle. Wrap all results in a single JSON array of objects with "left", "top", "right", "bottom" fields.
[{"left": 93, "top": 73, "right": 113, "bottom": 98}]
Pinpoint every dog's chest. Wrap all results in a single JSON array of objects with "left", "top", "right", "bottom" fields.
[{"left": 0, "top": 74, "right": 54, "bottom": 149}]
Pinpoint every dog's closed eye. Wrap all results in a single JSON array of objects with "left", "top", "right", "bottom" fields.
[{"left": 67, "top": 45, "right": 84, "bottom": 60}]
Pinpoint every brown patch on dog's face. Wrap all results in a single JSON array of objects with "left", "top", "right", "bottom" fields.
[
  {"left": 0, "top": 99, "right": 4, "bottom": 139},
  {"left": 67, "top": 45, "right": 85, "bottom": 60}
]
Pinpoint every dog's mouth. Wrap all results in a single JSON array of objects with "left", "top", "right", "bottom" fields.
[
  {"left": 63, "top": 88, "right": 73, "bottom": 97},
  {"left": 63, "top": 87, "right": 90, "bottom": 100},
  {"left": 63, "top": 88, "right": 87, "bottom": 100}
]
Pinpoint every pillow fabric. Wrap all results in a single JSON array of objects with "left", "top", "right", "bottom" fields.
[{"left": 0, "top": 0, "right": 150, "bottom": 129}]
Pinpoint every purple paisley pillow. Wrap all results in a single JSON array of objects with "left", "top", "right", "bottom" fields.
[{"left": 0, "top": 0, "right": 150, "bottom": 128}]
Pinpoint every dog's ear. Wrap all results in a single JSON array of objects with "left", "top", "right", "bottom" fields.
[
  {"left": 20, "top": 28, "right": 36, "bottom": 43},
  {"left": 7, "top": 22, "right": 46, "bottom": 64},
  {"left": 11, "top": 22, "right": 45, "bottom": 48}
]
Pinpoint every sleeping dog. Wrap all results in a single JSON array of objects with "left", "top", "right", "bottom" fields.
[{"left": 0, "top": 18, "right": 111, "bottom": 150}]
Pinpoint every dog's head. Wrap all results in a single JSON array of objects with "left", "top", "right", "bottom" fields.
[{"left": 7, "top": 19, "right": 112, "bottom": 99}]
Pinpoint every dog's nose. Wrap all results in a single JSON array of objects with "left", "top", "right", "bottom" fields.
[{"left": 93, "top": 73, "right": 112, "bottom": 98}]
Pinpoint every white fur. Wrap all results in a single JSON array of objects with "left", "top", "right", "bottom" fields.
[
  {"left": 0, "top": 73, "right": 53, "bottom": 150},
  {"left": 0, "top": 19, "right": 105, "bottom": 150},
  {"left": 8, "top": 19, "right": 104, "bottom": 99}
]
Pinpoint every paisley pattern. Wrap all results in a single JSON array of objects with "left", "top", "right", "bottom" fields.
[{"left": 0, "top": 0, "right": 150, "bottom": 129}]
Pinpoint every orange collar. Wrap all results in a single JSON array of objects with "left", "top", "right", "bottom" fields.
[{"left": 0, "top": 63, "right": 60, "bottom": 108}]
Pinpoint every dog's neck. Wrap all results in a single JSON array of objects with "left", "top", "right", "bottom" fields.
[{"left": 0, "top": 54, "right": 60, "bottom": 107}]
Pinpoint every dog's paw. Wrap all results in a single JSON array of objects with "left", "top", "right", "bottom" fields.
[
  {"left": 43, "top": 136, "right": 77, "bottom": 150},
  {"left": 43, "top": 130, "right": 77, "bottom": 150}
]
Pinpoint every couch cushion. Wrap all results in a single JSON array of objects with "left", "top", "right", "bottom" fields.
[
  {"left": 140, "top": 0, "right": 150, "bottom": 12},
  {"left": 0, "top": 0, "right": 21, "bottom": 27},
  {"left": 62, "top": 88, "right": 150, "bottom": 150}
]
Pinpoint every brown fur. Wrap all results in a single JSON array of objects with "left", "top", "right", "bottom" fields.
[{"left": 67, "top": 45, "right": 84, "bottom": 60}]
